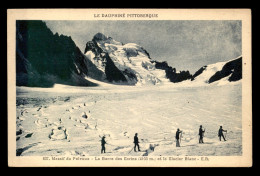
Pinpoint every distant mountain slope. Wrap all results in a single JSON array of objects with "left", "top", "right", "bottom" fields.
[
  {"left": 151, "top": 60, "right": 192, "bottom": 83},
  {"left": 208, "top": 56, "right": 242, "bottom": 83},
  {"left": 84, "top": 33, "right": 192, "bottom": 85},
  {"left": 191, "top": 56, "right": 242, "bottom": 84},
  {"left": 16, "top": 20, "right": 98, "bottom": 87}
]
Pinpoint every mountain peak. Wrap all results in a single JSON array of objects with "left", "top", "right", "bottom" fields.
[
  {"left": 83, "top": 33, "right": 193, "bottom": 85},
  {"left": 92, "top": 33, "right": 123, "bottom": 47},
  {"left": 93, "top": 33, "right": 109, "bottom": 41}
]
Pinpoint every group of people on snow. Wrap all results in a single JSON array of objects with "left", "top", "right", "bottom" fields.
[
  {"left": 100, "top": 126, "right": 227, "bottom": 153},
  {"left": 175, "top": 125, "right": 227, "bottom": 147}
]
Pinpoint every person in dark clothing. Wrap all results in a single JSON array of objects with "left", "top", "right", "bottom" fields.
[
  {"left": 199, "top": 125, "right": 205, "bottom": 143},
  {"left": 134, "top": 133, "right": 140, "bottom": 152},
  {"left": 176, "top": 128, "right": 182, "bottom": 147},
  {"left": 218, "top": 126, "right": 227, "bottom": 141},
  {"left": 101, "top": 136, "right": 106, "bottom": 153}
]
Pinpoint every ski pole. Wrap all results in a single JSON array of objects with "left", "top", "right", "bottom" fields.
[
  {"left": 180, "top": 132, "right": 183, "bottom": 144},
  {"left": 128, "top": 147, "right": 134, "bottom": 154}
]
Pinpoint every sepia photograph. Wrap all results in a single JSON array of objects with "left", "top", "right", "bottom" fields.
[{"left": 8, "top": 9, "right": 252, "bottom": 167}]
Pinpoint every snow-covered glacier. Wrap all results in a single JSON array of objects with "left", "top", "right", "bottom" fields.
[{"left": 16, "top": 81, "right": 242, "bottom": 156}]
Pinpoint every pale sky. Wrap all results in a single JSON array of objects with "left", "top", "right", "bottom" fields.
[{"left": 45, "top": 20, "right": 241, "bottom": 74}]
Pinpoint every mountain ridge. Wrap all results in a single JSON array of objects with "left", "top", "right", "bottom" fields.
[
  {"left": 84, "top": 33, "right": 193, "bottom": 85},
  {"left": 15, "top": 22, "right": 242, "bottom": 87},
  {"left": 16, "top": 20, "right": 98, "bottom": 87},
  {"left": 191, "top": 56, "right": 242, "bottom": 84}
]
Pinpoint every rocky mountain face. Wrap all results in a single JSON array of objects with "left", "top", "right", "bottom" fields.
[
  {"left": 84, "top": 35, "right": 127, "bottom": 83},
  {"left": 190, "top": 56, "right": 242, "bottom": 84},
  {"left": 84, "top": 33, "right": 192, "bottom": 85},
  {"left": 208, "top": 56, "right": 242, "bottom": 83},
  {"left": 151, "top": 61, "right": 192, "bottom": 83},
  {"left": 16, "top": 20, "right": 98, "bottom": 87}
]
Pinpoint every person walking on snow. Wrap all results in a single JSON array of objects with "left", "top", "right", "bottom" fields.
[
  {"left": 134, "top": 133, "right": 141, "bottom": 152},
  {"left": 176, "top": 128, "right": 182, "bottom": 147},
  {"left": 218, "top": 126, "right": 227, "bottom": 141},
  {"left": 101, "top": 136, "right": 106, "bottom": 153},
  {"left": 199, "top": 125, "right": 205, "bottom": 143}
]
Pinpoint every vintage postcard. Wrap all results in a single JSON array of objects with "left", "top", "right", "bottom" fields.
[{"left": 8, "top": 9, "right": 252, "bottom": 167}]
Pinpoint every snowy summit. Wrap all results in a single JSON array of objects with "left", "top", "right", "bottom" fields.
[{"left": 84, "top": 33, "right": 179, "bottom": 85}]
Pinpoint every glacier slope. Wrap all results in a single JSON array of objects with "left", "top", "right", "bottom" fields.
[{"left": 16, "top": 82, "right": 242, "bottom": 157}]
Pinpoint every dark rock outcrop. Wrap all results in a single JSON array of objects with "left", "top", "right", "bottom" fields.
[
  {"left": 208, "top": 56, "right": 242, "bottom": 83},
  {"left": 16, "top": 20, "right": 96, "bottom": 87},
  {"left": 84, "top": 41, "right": 103, "bottom": 56},
  {"left": 104, "top": 53, "right": 127, "bottom": 82},
  {"left": 152, "top": 61, "right": 192, "bottom": 83},
  {"left": 191, "top": 66, "right": 207, "bottom": 81}
]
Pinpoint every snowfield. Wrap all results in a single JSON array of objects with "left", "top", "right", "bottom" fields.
[{"left": 16, "top": 80, "right": 242, "bottom": 157}]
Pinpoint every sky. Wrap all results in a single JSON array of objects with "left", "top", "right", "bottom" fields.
[{"left": 45, "top": 20, "right": 241, "bottom": 74}]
